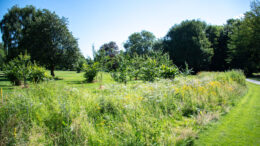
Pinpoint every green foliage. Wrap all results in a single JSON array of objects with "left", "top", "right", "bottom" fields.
[
  {"left": 3, "top": 53, "right": 31, "bottom": 85},
  {"left": 181, "top": 62, "right": 194, "bottom": 76},
  {"left": 0, "top": 71, "right": 247, "bottom": 145},
  {"left": 0, "top": 5, "right": 37, "bottom": 60},
  {"left": 124, "top": 30, "right": 156, "bottom": 55},
  {"left": 227, "top": 1, "right": 260, "bottom": 75},
  {"left": 3, "top": 53, "right": 49, "bottom": 85},
  {"left": 110, "top": 51, "right": 178, "bottom": 83},
  {"left": 83, "top": 62, "right": 99, "bottom": 83},
  {"left": 205, "top": 25, "right": 230, "bottom": 71},
  {"left": 94, "top": 41, "right": 119, "bottom": 72},
  {"left": 22, "top": 9, "right": 80, "bottom": 77},
  {"left": 128, "top": 54, "right": 143, "bottom": 80},
  {"left": 140, "top": 58, "right": 159, "bottom": 82},
  {"left": 30, "top": 63, "right": 51, "bottom": 83},
  {"left": 76, "top": 55, "right": 87, "bottom": 73},
  {"left": 164, "top": 20, "right": 213, "bottom": 72},
  {"left": 0, "top": 6, "right": 81, "bottom": 76},
  {"left": 110, "top": 54, "right": 130, "bottom": 84},
  {"left": 0, "top": 43, "right": 5, "bottom": 70},
  {"left": 159, "top": 64, "right": 178, "bottom": 79}
]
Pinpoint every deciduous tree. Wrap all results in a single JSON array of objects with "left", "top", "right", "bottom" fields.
[
  {"left": 124, "top": 30, "right": 156, "bottom": 55},
  {"left": 163, "top": 20, "right": 213, "bottom": 72}
]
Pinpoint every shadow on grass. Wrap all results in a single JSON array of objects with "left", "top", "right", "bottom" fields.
[
  {"left": 248, "top": 73, "right": 260, "bottom": 81},
  {"left": 54, "top": 77, "right": 63, "bottom": 80},
  {"left": 0, "top": 78, "right": 9, "bottom": 82},
  {"left": 66, "top": 81, "right": 84, "bottom": 84}
]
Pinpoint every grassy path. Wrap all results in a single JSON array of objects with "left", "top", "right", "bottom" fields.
[{"left": 195, "top": 82, "right": 260, "bottom": 145}]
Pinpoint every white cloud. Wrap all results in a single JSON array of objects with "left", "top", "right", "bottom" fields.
[{"left": 234, "top": 13, "right": 244, "bottom": 19}]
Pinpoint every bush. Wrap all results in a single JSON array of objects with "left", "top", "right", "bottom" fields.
[
  {"left": 30, "top": 63, "right": 51, "bottom": 83},
  {"left": 3, "top": 53, "right": 31, "bottom": 85},
  {"left": 110, "top": 54, "right": 130, "bottom": 84},
  {"left": 83, "top": 62, "right": 99, "bottom": 82},
  {"left": 111, "top": 70, "right": 128, "bottom": 83},
  {"left": 140, "top": 58, "right": 159, "bottom": 82},
  {"left": 159, "top": 64, "right": 179, "bottom": 79}
]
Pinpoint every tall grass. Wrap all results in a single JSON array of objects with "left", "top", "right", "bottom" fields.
[{"left": 0, "top": 70, "right": 247, "bottom": 145}]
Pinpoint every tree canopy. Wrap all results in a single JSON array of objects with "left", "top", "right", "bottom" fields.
[
  {"left": 0, "top": 42, "right": 5, "bottom": 69},
  {"left": 124, "top": 30, "right": 156, "bottom": 56},
  {"left": 227, "top": 1, "right": 260, "bottom": 75},
  {"left": 0, "top": 6, "right": 81, "bottom": 76},
  {"left": 93, "top": 41, "right": 119, "bottom": 71},
  {"left": 0, "top": 5, "right": 38, "bottom": 60},
  {"left": 163, "top": 20, "right": 213, "bottom": 72}
]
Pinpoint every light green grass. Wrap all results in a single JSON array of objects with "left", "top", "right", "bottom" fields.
[
  {"left": 0, "top": 71, "right": 14, "bottom": 92},
  {"left": 53, "top": 71, "right": 115, "bottom": 89},
  {"left": 0, "top": 71, "right": 114, "bottom": 92},
  {"left": 195, "top": 82, "right": 260, "bottom": 145}
]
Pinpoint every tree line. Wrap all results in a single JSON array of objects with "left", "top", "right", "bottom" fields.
[
  {"left": 92, "top": 0, "right": 260, "bottom": 76},
  {"left": 0, "top": 1, "right": 259, "bottom": 78}
]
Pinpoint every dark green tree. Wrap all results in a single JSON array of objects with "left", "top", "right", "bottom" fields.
[
  {"left": 227, "top": 1, "right": 260, "bottom": 75},
  {"left": 153, "top": 39, "right": 164, "bottom": 51},
  {"left": 0, "top": 42, "right": 6, "bottom": 70},
  {"left": 94, "top": 41, "right": 119, "bottom": 71},
  {"left": 1, "top": 6, "right": 81, "bottom": 76},
  {"left": 0, "top": 5, "right": 37, "bottom": 61},
  {"left": 20, "top": 9, "right": 80, "bottom": 76},
  {"left": 163, "top": 20, "right": 213, "bottom": 72},
  {"left": 124, "top": 30, "right": 156, "bottom": 55},
  {"left": 206, "top": 25, "right": 229, "bottom": 71}
]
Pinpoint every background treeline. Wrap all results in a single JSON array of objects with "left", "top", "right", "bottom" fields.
[
  {"left": 91, "top": 0, "right": 260, "bottom": 76},
  {"left": 0, "top": 1, "right": 259, "bottom": 77}
]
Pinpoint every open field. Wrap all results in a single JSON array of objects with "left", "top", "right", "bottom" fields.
[
  {"left": 0, "top": 71, "right": 114, "bottom": 92},
  {"left": 0, "top": 70, "right": 250, "bottom": 145}
]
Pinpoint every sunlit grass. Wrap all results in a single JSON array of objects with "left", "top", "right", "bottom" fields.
[{"left": 195, "top": 82, "right": 260, "bottom": 145}]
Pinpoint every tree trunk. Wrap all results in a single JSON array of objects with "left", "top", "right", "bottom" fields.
[
  {"left": 51, "top": 65, "right": 55, "bottom": 77},
  {"left": 24, "top": 77, "right": 27, "bottom": 87}
]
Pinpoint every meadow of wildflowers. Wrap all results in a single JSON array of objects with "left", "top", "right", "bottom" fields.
[{"left": 0, "top": 70, "right": 247, "bottom": 145}]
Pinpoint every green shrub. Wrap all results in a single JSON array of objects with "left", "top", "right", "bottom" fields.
[
  {"left": 3, "top": 53, "right": 31, "bottom": 85},
  {"left": 111, "top": 71, "right": 126, "bottom": 83},
  {"left": 140, "top": 58, "right": 159, "bottom": 82},
  {"left": 228, "top": 70, "right": 246, "bottom": 85},
  {"left": 214, "top": 70, "right": 246, "bottom": 86},
  {"left": 30, "top": 63, "right": 51, "bottom": 83},
  {"left": 110, "top": 55, "right": 130, "bottom": 84},
  {"left": 83, "top": 62, "right": 99, "bottom": 82},
  {"left": 159, "top": 64, "right": 179, "bottom": 79}
]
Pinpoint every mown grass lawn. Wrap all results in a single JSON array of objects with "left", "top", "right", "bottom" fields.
[
  {"left": 0, "top": 71, "right": 114, "bottom": 92},
  {"left": 195, "top": 82, "right": 260, "bottom": 145},
  {"left": 53, "top": 71, "right": 115, "bottom": 89}
]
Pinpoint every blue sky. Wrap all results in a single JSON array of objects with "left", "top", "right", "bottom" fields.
[{"left": 0, "top": 0, "right": 251, "bottom": 57}]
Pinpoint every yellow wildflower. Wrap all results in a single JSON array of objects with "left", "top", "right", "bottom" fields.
[
  {"left": 138, "top": 96, "right": 143, "bottom": 101},
  {"left": 211, "top": 91, "right": 217, "bottom": 96},
  {"left": 209, "top": 81, "right": 221, "bottom": 87},
  {"left": 198, "top": 86, "right": 206, "bottom": 94},
  {"left": 14, "top": 128, "right": 17, "bottom": 138}
]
